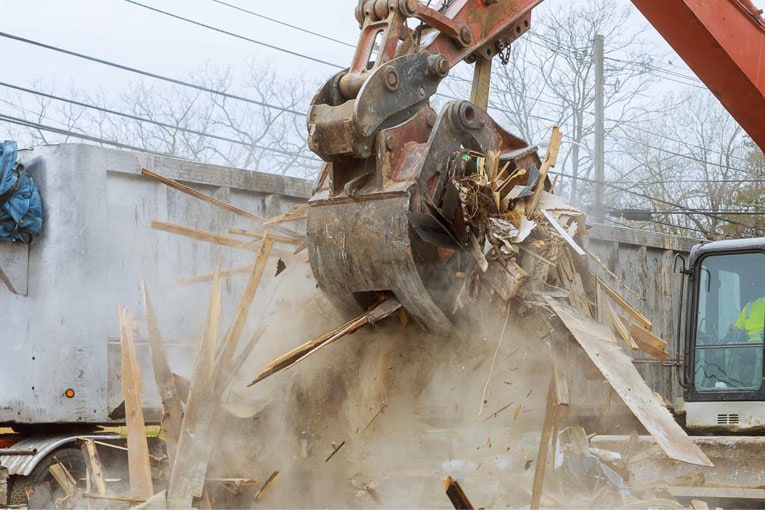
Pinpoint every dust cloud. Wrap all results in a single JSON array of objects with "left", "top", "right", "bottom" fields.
[{"left": 207, "top": 260, "right": 557, "bottom": 508}]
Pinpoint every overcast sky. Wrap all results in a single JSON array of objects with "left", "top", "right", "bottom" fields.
[
  {"left": 0, "top": 0, "right": 762, "bottom": 135},
  {"left": 2, "top": 0, "right": 761, "bottom": 90}
]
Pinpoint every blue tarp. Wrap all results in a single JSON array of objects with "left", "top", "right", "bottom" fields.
[{"left": 0, "top": 141, "right": 43, "bottom": 243}]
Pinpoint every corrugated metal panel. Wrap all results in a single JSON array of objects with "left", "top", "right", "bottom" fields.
[{"left": 0, "top": 433, "right": 119, "bottom": 476}]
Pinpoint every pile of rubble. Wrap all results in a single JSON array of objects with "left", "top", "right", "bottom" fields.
[{"left": 27, "top": 131, "right": 718, "bottom": 508}]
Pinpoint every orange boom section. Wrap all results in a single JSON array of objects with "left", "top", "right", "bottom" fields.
[{"left": 630, "top": 0, "right": 765, "bottom": 151}]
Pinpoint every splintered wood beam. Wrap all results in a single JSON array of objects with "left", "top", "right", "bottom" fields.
[
  {"left": 118, "top": 306, "right": 154, "bottom": 499},
  {"left": 248, "top": 298, "right": 402, "bottom": 387},
  {"left": 178, "top": 264, "right": 255, "bottom": 285},
  {"left": 167, "top": 268, "right": 222, "bottom": 508},
  {"left": 526, "top": 126, "right": 563, "bottom": 215},
  {"left": 544, "top": 296, "right": 712, "bottom": 467},
  {"left": 606, "top": 301, "right": 639, "bottom": 351},
  {"left": 142, "top": 282, "right": 184, "bottom": 467},
  {"left": 214, "top": 235, "right": 274, "bottom": 385},
  {"left": 628, "top": 322, "right": 669, "bottom": 361},
  {"left": 49, "top": 462, "right": 78, "bottom": 499},
  {"left": 541, "top": 210, "right": 586, "bottom": 256},
  {"left": 255, "top": 471, "right": 279, "bottom": 501},
  {"left": 530, "top": 377, "right": 559, "bottom": 510},
  {"left": 597, "top": 276, "right": 652, "bottom": 331},
  {"left": 445, "top": 476, "right": 474, "bottom": 510},
  {"left": 83, "top": 493, "right": 147, "bottom": 504},
  {"left": 264, "top": 203, "right": 308, "bottom": 226},
  {"left": 228, "top": 227, "right": 303, "bottom": 246},
  {"left": 141, "top": 168, "right": 301, "bottom": 239},
  {"left": 80, "top": 439, "right": 107, "bottom": 496}
]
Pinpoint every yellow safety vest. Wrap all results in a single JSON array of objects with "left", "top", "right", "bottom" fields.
[{"left": 735, "top": 297, "right": 765, "bottom": 343}]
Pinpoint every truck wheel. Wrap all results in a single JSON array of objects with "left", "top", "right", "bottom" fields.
[{"left": 7, "top": 447, "right": 87, "bottom": 506}]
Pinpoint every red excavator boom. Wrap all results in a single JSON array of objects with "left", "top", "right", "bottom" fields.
[{"left": 631, "top": 0, "right": 765, "bottom": 151}]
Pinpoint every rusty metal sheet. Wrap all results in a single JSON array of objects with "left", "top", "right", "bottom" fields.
[{"left": 544, "top": 296, "right": 713, "bottom": 467}]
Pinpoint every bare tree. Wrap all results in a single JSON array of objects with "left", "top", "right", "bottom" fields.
[
  {"left": 612, "top": 89, "right": 755, "bottom": 239},
  {"left": 0, "top": 62, "right": 322, "bottom": 178},
  {"left": 489, "top": 0, "right": 659, "bottom": 207}
]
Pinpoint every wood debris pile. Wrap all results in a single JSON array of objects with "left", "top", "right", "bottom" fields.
[{"left": 29, "top": 146, "right": 715, "bottom": 509}]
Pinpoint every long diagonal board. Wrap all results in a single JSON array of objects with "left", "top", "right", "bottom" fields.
[{"left": 544, "top": 296, "right": 712, "bottom": 467}]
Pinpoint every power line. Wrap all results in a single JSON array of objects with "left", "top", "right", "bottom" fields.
[
  {"left": 549, "top": 169, "right": 747, "bottom": 226},
  {"left": 605, "top": 216, "right": 716, "bottom": 239},
  {"left": 606, "top": 119, "right": 752, "bottom": 166},
  {"left": 124, "top": 0, "right": 343, "bottom": 69},
  {"left": 0, "top": 112, "right": 183, "bottom": 157},
  {"left": 0, "top": 111, "right": 324, "bottom": 171},
  {"left": 609, "top": 136, "right": 751, "bottom": 173},
  {"left": 1, "top": 25, "right": 748, "bottom": 173},
  {"left": 0, "top": 31, "right": 307, "bottom": 117},
  {"left": 207, "top": 0, "right": 355, "bottom": 48},
  {"left": 616, "top": 209, "right": 765, "bottom": 216},
  {"left": 604, "top": 55, "right": 702, "bottom": 85},
  {"left": 522, "top": 32, "right": 706, "bottom": 90},
  {"left": 0, "top": 80, "right": 321, "bottom": 163}
]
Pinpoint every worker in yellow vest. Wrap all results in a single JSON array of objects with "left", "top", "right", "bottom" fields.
[{"left": 734, "top": 296, "right": 765, "bottom": 343}]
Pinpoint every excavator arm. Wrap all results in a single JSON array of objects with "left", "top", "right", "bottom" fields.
[
  {"left": 631, "top": 0, "right": 765, "bottom": 151},
  {"left": 306, "top": 0, "right": 544, "bottom": 332},
  {"left": 305, "top": 0, "right": 765, "bottom": 332}
]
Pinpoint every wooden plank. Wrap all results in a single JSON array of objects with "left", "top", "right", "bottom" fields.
[
  {"left": 482, "top": 259, "right": 527, "bottom": 300},
  {"left": 541, "top": 210, "right": 586, "bottom": 256},
  {"left": 118, "top": 306, "right": 155, "bottom": 498},
  {"left": 142, "top": 282, "right": 184, "bottom": 467},
  {"left": 525, "top": 126, "right": 563, "bottom": 216},
  {"left": 248, "top": 299, "right": 402, "bottom": 387},
  {"left": 467, "top": 233, "right": 489, "bottom": 272},
  {"left": 628, "top": 322, "right": 669, "bottom": 361},
  {"left": 445, "top": 476, "right": 474, "bottom": 510},
  {"left": 570, "top": 273, "right": 592, "bottom": 317},
  {"left": 141, "top": 167, "right": 301, "bottom": 239},
  {"left": 214, "top": 235, "right": 274, "bottom": 383},
  {"left": 530, "top": 377, "right": 559, "bottom": 510},
  {"left": 263, "top": 203, "right": 308, "bottom": 226},
  {"left": 151, "top": 220, "right": 258, "bottom": 251},
  {"left": 597, "top": 276, "right": 653, "bottom": 331},
  {"left": 228, "top": 227, "right": 303, "bottom": 246},
  {"left": 596, "top": 281, "right": 610, "bottom": 325},
  {"left": 83, "top": 493, "right": 147, "bottom": 504},
  {"left": 606, "top": 301, "right": 639, "bottom": 351},
  {"left": 81, "top": 439, "right": 107, "bottom": 495},
  {"left": 550, "top": 336, "right": 570, "bottom": 406},
  {"left": 519, "top": 246, "right": 556, "bottom": 267},
  {"left": 469, "top": 56, "right": 492, "bottom": 110},
  {"left": 178, "top": 263, "right": 254, "bottom": 285},
  {"left": 255, "top": 471, "right": 279, "bottom": 501},
  {"left": 167, "top": 269, "right": 222, "bottom": 508},
  {"left": 49, "top": 462, "right": 78, "bottom": 499},
  {"left": 544, "top": 297, "right": 712, "bottom": 467}
]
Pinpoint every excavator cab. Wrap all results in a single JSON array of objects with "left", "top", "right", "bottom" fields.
[{"left": 684, "top": 238, "right": 765, "bottom": 431}]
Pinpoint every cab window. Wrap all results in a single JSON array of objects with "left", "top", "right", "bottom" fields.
[{"left": 693, "top": 252, "right": 765, "bottom": 392}]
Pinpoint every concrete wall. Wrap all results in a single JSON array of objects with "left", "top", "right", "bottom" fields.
[
  {"left": 584, "top": 223, "right": 698, "bottom": 410},
  {"left": 0, "top": 144, "right": 309, "bottom": 424},
  {"left": 0, "top": 145, "right": 697, "bottom": 424}
]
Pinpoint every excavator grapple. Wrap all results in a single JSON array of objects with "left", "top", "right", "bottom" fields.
[{"left": 306, "top": 0, "right": 543, "bottom": 332}]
